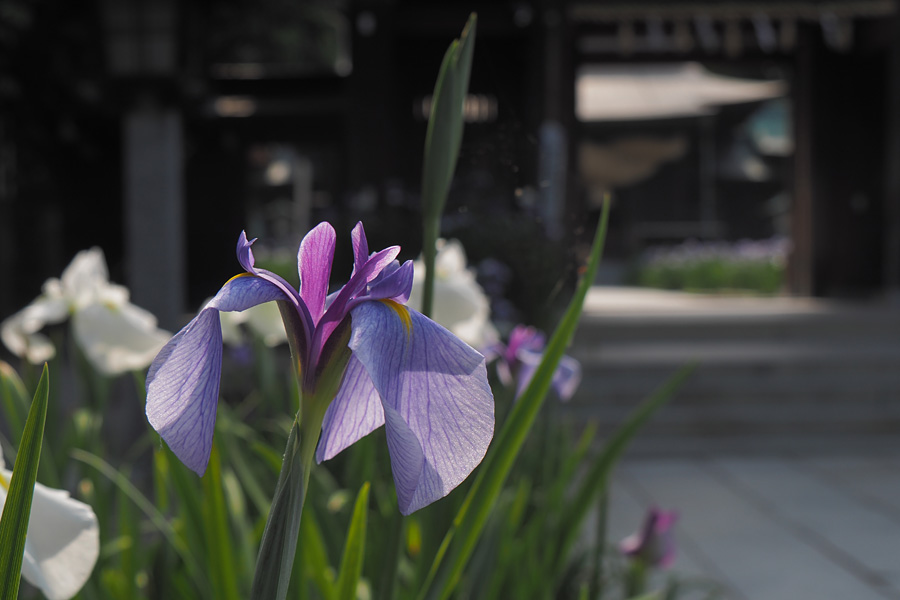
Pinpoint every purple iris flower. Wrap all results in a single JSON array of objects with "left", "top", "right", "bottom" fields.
[
  {"left": 146, "top": 222, "right": 494, "bottom": 514},
  {"left": 485, "top": 325, "right": 581, "bottom": 401},
  {"left": 619, "top": 507, "right": 678, "bottom": 568}
]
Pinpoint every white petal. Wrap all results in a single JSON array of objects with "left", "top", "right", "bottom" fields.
[
  {"left": 0, "top": 470, "right": 100, "bottom": 600},
  {"left": 244, "top": 302, "right": 288, "bottom": 347},
  {"left": 218, "top": 311, "right": 246, "bottom": 347},
  {"left": 408, "top": 239, "right": 496, "bottom": 348},
  {"left": 72, "top": 302, "right": 171, "bottom": 375},
  {"left": 19, "top": 296, "right": 69, "bottom": 333},
  {"left": 408, "top": 277, "right": 496, "bottom": 348},
  {"left": 59, "top": 248, "right": 111, "bottom": 308},
  {"left": 434, "top": 239, "right": 468, "bottom": 277},
  {"left": 1, "top": 305, "right": 61, "bottom": 364}
]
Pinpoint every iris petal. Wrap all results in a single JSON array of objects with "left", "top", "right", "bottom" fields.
[
  {"left": 146, "top": 275, "right": 284, "bottom": 475},
  {"left": 349, "top": 301, "right": 494, "bottom": 514},
  {"left": 350, "top": 221, "right": 369, "bottom": 276},
  {"left": 367, "top": 260, "right": 414, "bottom": 304},
  {"left": 515, "top": 348, "right": 582, "bottom": 402},
  {"left": 236, "top": 231, "right": 258, "bottom": 274},
  {"left": 145, "top": 309, "right": 222, "bottom": 475},
  {"left": 315, "top": 245, "right": 401, "bottom": 354},
  {"left": 298, "top": 222, "right": 336, "bottom": 324},
  {"left": 316, "top": 355, "right": 385, "bottom": 462}
]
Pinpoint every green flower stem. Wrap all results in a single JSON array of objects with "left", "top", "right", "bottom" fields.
[
  {"left": 250, "top": 418, "right": 308, "bottom": 600},
  {"left": 252, "top": 309, "right": 353, "bottom": 600},
  {"left": 421, "top": 221, "right": 439, "bottom": 319},
  {"left": 625, "top": 560, "right": 649, "bottom": 598}
]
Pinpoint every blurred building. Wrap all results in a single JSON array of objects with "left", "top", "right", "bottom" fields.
[{"left": 0, "top": 0, "right": 898, "bottom": 329}]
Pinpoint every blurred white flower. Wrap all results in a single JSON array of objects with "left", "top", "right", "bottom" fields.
[
  {"left": 408, "top": 239, "right": 498, "bottom": 348},
  {"left": 217, "top": 300, "right": 287, "bottom": 348},
  {"left": 0, "top": 248, "right": 171, "bottom": 375},
  {"left": 0, "top": 445, "right": 100, "bottom": 600}
]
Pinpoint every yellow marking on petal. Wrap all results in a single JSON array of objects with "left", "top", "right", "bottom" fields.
[
  {"left": 381, "top": 299, "right": 412, "bottom": 337},
  {"left": 226, "top": 272, "right": 254, "bottom": 285},
  {"left": 0, "top": 471, "right": 8, "bottom": 492}
]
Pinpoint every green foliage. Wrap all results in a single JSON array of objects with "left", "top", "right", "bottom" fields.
[
  {"left": 0, "top": 17, "right": 709, "bottom": 600},
  {"left": 250, "top": 420, "right": 305, "bottom": 600},
  {"left": 631, "top": 238, "right": 788, "bottom": 295},
  {"left": 0, "top": 363, "right": 49, "bottom": 600},
  {"left": 420, "top": 12, "right": 476, "bottom": 317},
  {"left": 635, "top": 259, "right": 783, "bottom": 294},
  {"left": 417, "top": 198, "right": 612, "bottom": 600},
  {"left": 336, "top": 482, "right": 370, "bottom": 600}
]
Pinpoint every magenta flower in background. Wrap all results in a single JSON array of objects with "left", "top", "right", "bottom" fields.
[
  {"left": 486, "top": 325, "right": 581, "bottom": 401},
  {"left": 146, "top": 222, "right": 494, "bottom": 514},
  {"left": 620, "top": 507, "right": 679, "bottom": 568}
]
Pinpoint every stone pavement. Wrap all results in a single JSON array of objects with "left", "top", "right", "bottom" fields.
[
  {"left": 578, "top": 287, "right": 900, "bottom": 599},
  {"left": 608, "top": 453, "right": 900, "bottom": 600}
]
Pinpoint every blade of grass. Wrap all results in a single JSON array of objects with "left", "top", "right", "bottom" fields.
[
  {"left": 549, "top": 364, "right": 696, "bottom": 588},
  {"left": 203, "top": 442, "right": 242, "bottom": 600},
  {"left": 0, "top": 363, "right": 49, "bottom": 599},
  {"left": 297, "top": 504, "right": 337, "bottom": 600},
  {"left": 335, "top": 482, "right": 370, "bottom": 600},
  {"left": 418, "top": 197, "right": 611, "bottom": 600},
  {"left": 71, "top": 448, "right": 206, "bottom": 591}
]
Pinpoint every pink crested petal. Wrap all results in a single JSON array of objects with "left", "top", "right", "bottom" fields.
[{"left": 298, "top": 222, "right": 336, "bottom": 324}]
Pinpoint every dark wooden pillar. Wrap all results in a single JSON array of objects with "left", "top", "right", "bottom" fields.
[
  {"left": 885, "top": 14, "right": 900, "bottom": 299},
  {"left": 790, "top": 24, "right": 815, "bottom": 296},
  {"left": 793, "top": 20, "right": 887, "bottom": 298}
]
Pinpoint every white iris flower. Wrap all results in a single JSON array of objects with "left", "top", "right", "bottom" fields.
[
  {"left": 408, "top": 239, "right": 498, "bottom": 348},
  {"left": 1, "top": 248, "right": 171, "bottom": 375},
  {"left": 0, "top": 445, "right": 100, "bottom": 600}
]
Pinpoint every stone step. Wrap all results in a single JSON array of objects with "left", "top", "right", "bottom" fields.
[
  {"left": 574, "top": 314, "right": 900, "bottom": 344},
  {"left": 564, "top": 287, "right": 900, "bottom": 448},
  {"left": 576, "top": 286, "right": 900, "bottom": 344}
]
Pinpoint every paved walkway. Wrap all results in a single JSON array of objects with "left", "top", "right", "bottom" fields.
[
  {"left": 608, "top": 454, "right": 900, "bottom": 600},
  {"left": 588, "top": 287, "right": 900, "bottom": 599}
]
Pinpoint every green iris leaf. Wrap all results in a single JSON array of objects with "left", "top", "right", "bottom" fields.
[{"left": 0, "top": 363, "right": 50, "bottom": 600}]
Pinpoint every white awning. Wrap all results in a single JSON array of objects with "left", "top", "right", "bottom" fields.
[{"left": 576, "top": 62, "right": 785, "bottom": 122}]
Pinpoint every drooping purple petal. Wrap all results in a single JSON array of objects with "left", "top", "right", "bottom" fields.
[
  {"left": 146, "top": 275, "right": 284, "bottom": 475},
  {"left": 145, "top": 309, "right": 222, "bottom": 476},
  {"left": 505, "top": 325, "right": 544, "bottom": 364},
  {"left": 316, "top": 355, "right": 385, "bottom": 462},
  {"left": 349, "top": 301, "right": 494, "bottom": 514},
  {"left": 620, "top": 507, "right": 679, "bottom": 568},
  {"left": 298, "top": 222, "right": 336, "bottom": 324},
  {"left": 515, "top": 348, "right": 582, "bottom": 402},
  {"left": 552, "top": 355, "right": 582, "bottom": 402}
]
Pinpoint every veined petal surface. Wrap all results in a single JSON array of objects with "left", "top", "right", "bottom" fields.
[
  {"left": 316, "top": 355, "right": 385, "bottom": 462},
  {"left": 298, "top": 222, "right": 336, "bottom": 324},
  {"left": 349, "top": 301, "right": 494, "bottom": 514},
  {"left": 350, "top": 221, "right": 369, "bottom": 275},
  {"left": 146, "top": 275, "right": 284, "bottom": 474}
]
